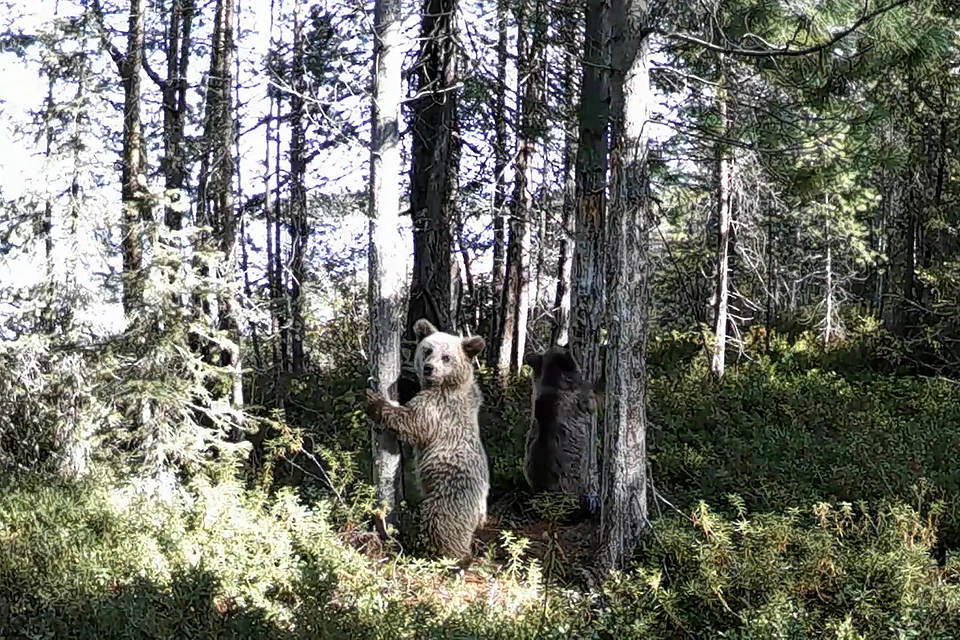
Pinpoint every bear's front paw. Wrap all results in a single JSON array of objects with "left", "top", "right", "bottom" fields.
[{"left": 365, "top": 389, "right": 388, "bottom": 422}]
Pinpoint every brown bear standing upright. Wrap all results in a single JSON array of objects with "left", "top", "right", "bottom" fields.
[
  {"left": 523, "top": 345, "right": 601, "bottom": 516},
  {"left": 365, "top": 319, "right": 489, "bottom": 561}
]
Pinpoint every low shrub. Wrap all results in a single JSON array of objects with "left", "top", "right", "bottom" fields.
[
  {"left": 0, "top": 472, "right": 589, "bottom": 639},
  {"left": 649, "top": 361, "right": 960, "bottom": 547},
  {"left": 601, "top": 500, "right": 960, "bottom": 638},
  {"left": 4, "top": 472, "right": 960, "bottom": 638}
]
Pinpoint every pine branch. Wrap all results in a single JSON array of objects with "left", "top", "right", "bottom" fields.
[{"left": 655, "top": 0, "right": 914, "bottom": 59}]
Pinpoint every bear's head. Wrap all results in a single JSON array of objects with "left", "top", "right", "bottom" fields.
[
  {"left": 413, "top": 319, "right": 485, "bottom": 388},
  {"left": 524, "top": 345, "right": 584, "bottom": 394}
]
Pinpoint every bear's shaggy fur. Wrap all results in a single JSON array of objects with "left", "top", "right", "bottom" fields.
[
  {"left": 522, "top": 346, "right": 600, "bottom": 513},
  {"left": 365, "top": 319, "right": 489, "bottom": 561}
]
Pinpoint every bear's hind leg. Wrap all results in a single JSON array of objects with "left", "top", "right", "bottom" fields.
[{"left": 422, "top": 498, "right": 475, "bottom": 561}]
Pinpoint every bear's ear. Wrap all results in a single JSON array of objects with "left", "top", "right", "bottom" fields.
[
  {"left": 523, "top": 352, "right": 543, "bottom": 373},
  {"left": 413, "top": 318, "right": 438, "bottom": 340},
  {"left": 461, "top": 335, "right": 485, "bottom": 358}
]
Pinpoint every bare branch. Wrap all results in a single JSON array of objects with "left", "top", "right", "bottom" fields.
[
  {"left": 88, "top": 0, "right": 124, "bottom": 74},
  {"left": 88, "top": 0, "right": 166, "bottom": 86}
]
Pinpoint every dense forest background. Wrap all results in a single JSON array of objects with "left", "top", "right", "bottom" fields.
[{"left": 2, "top": 0, "right": 960, "bottom": 637}]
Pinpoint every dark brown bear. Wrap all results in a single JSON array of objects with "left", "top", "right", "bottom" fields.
[
  {"left": 523, "top": 345, "right": 601, "bottom": 516},
  {"left": 365, "top": 319, "right": 489, "bottom": 561}
]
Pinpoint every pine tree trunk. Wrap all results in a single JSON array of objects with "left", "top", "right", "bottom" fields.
[
  {"left": 822, "top": 194, "right": 836, "bottom": 345},
  {"left": 399, "top": 0, "right": 461, "bottom": 507},
  {"left": 599, "top": 0, "right": 651, "bottom": 573},
  {"left": 500, "top": 0, "right": 545, "bottom": 372},
  {"left": 264, "top": 57, "right": 280, "bottom": 374},
  {"left": 454, "top": 210, "right": 477, "bottom": 332},
  {"left": 270, "top": 14, "right": 289, "bottom": 374},
  {"left": 569, "top": 0, "right": 610, "bottom": 509},
  {"left": 710, "top": 66, "right": 732, "bottom": 379},
  {"left": 533, "top": 192, "right": 546, "bottom": 325},
  {"left": 289, "top": 0, "right": 308, "bottom": 373},
  {"left": 119, "top": 0, "right": 147, "bottom": 318},
  {"left": 368, "top": 0, "right": 407, "bottom": 535},
  {"left": 764, "top": 203, "right": 775, "bottom": 352},
  {"left": 198, "top": 0, "right": 241, "bottom": 406},
  {"left": 406, "top": 0, "right": 460, "bottom": 339},
  {"left": 551, "top": 0, "right": 580, "bottom": 346},
  {"left": 825, "top": 216, "right": 833, "bottom": 344},
  {"left": 487, "top": 0, "right": 509, "bottom": 368},
  {"left": 67, "top": 76, "right": 84, "bottom": 290},
  {"left": 160, "top": 0, "right": 193, "bottom": 232},
  {"left": 42, "top": 69, "right": 54, "bottom": 270},
  {"left": 235, "top": 29, "right": 261, "bottom": 373},
  {"left": 40, "top": 50, "right": 56, "bottom": 333}
]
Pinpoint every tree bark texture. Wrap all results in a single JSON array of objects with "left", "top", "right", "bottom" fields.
[
  {"left": 568, "top": 0, "right": 610, "bottom": 509},
  {"left": 272, "top": 84, "right": 289, "bottom": 373},
  {"left": 399, "top": 0, "right": 462, "bottom": 504},
  {"left": 710, "top": 63, "right": 732, "bottom": 379},
  {"left": 119, "top": 0, "right": 147, "bottom": 317},
  {"left": 551, "top": 0, "right": 581, "bottom": 346},
  {"left": 500, "top": 0, "right": 545, "bottom": 372},
  {"left": 368, "top": 0, "right": 407, "bottom": 534},
  {"left": 406, "top": 0, "right": 460, "bottom": 341},
  {"left": 199, "top": 0, "right": 241, "bottom": 405},
  {"left": 599, "top": 0, "right": 651, "bottom": 573},
  {"left": 289, "top": 0, "right": 308, "bottom": 373},
  {"left": 263, "top": 19, "right": 279, "bottom": 373},
  {"left": 487, "top": 0, "right": 509, "bottom": 366},
  {"left": 160, "top": 0, "right": 193, "bottom": 232},
  {"left": 824, "top": 198, "right": 834, "bottom": 345}
]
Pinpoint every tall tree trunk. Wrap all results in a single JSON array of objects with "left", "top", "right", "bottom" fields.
[
  {"left": 289, "top": 0, "right": 308, "bottom": 373},
  {"left": 198, "top": 0, "right": 241, "bottom": 405},
  {"left": 454, "top": 208, "right": 477, "bottom": 332},
  {"left": 40, "top": 34, "right": 57, "bottom": 333},
  {"left": 119, "top": 0, "right": 147, "bottom": 317},
  {"left": 159, "top": 0, "right": 193, "bottom": 232},
  {"left": 764, "top": 201, "right": 775, "bottom": 352},
  {"left": 66, "top": 75, "right": 84, "bottom": 291},
  {"left": 568, "top": 0, "right": 610, "bottom": 512},
  {"left": 824, "top": 196, "right": 834, "bottom": 345},
  {"left": 235, "top": 7, "right": 261, "bottom": 372},
  {"left": 264, "top": 37, "right": 280, "bottom": 375},
  {"left": 500, "top": 0, "right": 545, "bottom": 372},
  {"left": 273, "top": 53, "right": 289, "bottom": 373},
  {"left": 42, "top": 58, "right": 55, "bottom": 271},
  {"left": 599, "top": 0, "right": 650, "bottom": 573},
  {"left": 400, "top": 0, "right": 461, "bottom": 507},
  {"left": 710, "top": 64, "right": 732, "bottom": 379},
  {"left": 533, "top": 189, "right": 546, "bottom": 323},
  {"left": 903, "top": 195, "right": 916, "bottom": 307},
  {"left": 368, "top": 0, "right": 407, "bottom": 536},
  {"left": 405, "top": 0, "right": 460, "bottom": 340},
  {"left": 551, "top": 0, "right": 581, "bottom": 346},
  {"left": 487, "top": 0, "right": 509, "bottom": 367}
]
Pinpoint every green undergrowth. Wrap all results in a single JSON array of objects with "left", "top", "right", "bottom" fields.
[
  {"left": 4, "top": 472, "right": 960, "bottom": 638},
  {"left": 9, "top": 330, "right": 960, "bottom": 637},
  {"left": 649, "top": 346, "right": 960, "bottom": 548},
  {"left": 272, "top": 330, "right": 960, "bottom": 549}
]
